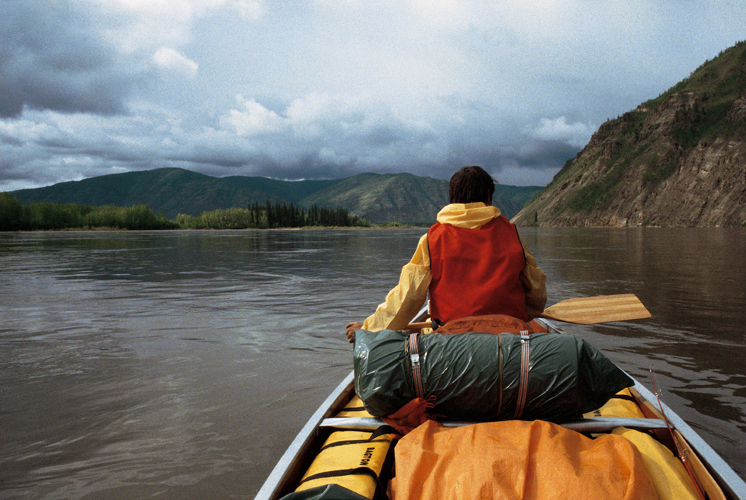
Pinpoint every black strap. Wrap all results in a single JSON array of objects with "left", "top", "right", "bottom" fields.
[
  {"left": 319, "top": 436, "right": 392, "bottom": 453},
  {"left": 370, "top": 425, "right": 398, "bottom": 440},
  {"left": 338, "top": 406, "right": 368, "bottom": 413}
]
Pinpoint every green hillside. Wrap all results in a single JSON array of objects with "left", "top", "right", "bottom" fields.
[
  {"left": 513, "top": 40, "right": 746, "bottom": 227},
  {"left": 301, "top": 173, "right": 449, "bottom": 224},
  {"left": 13, "top": 168, "right": 341, "bottom": 219},
  {"left": 301, "top": 173, "right": 541, "bottom": 223},
  {"left": 12, "top": 168, "right": 542, "bottom": 224}
]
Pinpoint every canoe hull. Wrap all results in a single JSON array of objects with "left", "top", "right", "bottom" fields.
[{"left": 256, "top": 318, "right": 746, "bottom": 500}]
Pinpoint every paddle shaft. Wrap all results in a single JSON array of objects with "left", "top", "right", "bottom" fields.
[{"left": 405, "top": 294, "right": 650, "bottom": 329}]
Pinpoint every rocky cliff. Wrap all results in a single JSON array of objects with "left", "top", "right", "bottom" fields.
[{"left": 513, "top": 41, "right": 746, "bottom": 227}]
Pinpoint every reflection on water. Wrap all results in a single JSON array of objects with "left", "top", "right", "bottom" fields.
[
  {"left": 524, "top": 227, "right": 746, "bottom": 476},
  {"left": 1, "top": 228, "right": 744, "bottom": 498}
]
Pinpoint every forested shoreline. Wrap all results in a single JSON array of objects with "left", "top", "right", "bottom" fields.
[
  {"left": 0, "top": 193, "right": 368, "bottom": 231},
  {"left": 176, "top": 201, "right": 367, "bottom": 229}
]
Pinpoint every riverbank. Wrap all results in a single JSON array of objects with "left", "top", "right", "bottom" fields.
[{"left": 0, "top": 193, "right": 371, "bottom": 231}]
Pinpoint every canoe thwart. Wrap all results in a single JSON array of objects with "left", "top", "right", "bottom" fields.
[{"left": 320, "top": 416, "right": 668, "bottom": 433}]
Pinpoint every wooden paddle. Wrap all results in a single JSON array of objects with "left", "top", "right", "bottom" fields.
[
  {"left": 405, "top": 294, "right": 650, "bottom": 329},
  {"left": 540, "top": 294, "right": 651, "bottom": 325}
]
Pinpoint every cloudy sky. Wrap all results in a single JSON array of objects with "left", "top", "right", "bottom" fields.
[{"left": 1, "top": 0, "right": 744, "bottom": 191}]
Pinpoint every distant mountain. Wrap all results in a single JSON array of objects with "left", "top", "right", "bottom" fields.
[
  {"left": 299, "top": 173, "right": 449, "bottom": 225},
  {"left": 12, "top": 168, "right": 341, "bottom": 220},
  {"left": 298, "top": 172, "right": 541, "bottom": 223},
  {"left": 12, "top": 168, "right": 542, "bottom": 224},
  {"left": 513, "top": 40, "right": 746, "bottom": 227}
]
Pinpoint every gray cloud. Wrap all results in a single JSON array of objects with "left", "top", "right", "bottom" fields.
[
  {"left": 1, "top": 0, "right": 745, "bottom": 192},
  {"left": 0, "top": 1, "right": 146, "bottom": 118}
]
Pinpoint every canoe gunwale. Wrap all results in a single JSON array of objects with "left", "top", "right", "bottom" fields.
[
  {"left": 543, "top": 317, "right": 746, "bottom": 500},
  {"left": 254, "top": 371, "right": 356, "bottom": 500},
  {"left": 628, "top": 377, "right": 746, "bottom": 500}
]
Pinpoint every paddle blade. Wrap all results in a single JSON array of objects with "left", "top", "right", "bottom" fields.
[{"left": 540, "top": 294, "right": 651, "bottom": 324}]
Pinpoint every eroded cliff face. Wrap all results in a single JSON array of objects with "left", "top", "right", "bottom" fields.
[
  {"left": 513, "top": 91, "right": 746, "bottom": 227},
  {"left": 513, "top": 41, "right": 746, "bottom": 228}
]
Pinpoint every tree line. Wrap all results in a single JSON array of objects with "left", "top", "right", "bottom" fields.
[
  {"left": 176, "top": 201, "right": 368, "bottom": 229},
  {"left": 0, "top": 193, "right": 368, "bottom": 231},
  {"left": 0, "top": 193, "right": 179, "bottom": 231}
]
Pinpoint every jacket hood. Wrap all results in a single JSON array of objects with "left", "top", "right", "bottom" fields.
[{"left": 436, "top": 203, "right": 502, "bottom": 229}]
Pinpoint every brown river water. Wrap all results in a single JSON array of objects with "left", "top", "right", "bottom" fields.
[{"left": 1, "top": 228, "right": 744, "bottom": 499}]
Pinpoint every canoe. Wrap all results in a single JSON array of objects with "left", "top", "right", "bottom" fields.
[{"left": 256, "top": 316, "right": 746, "bottom": 500}]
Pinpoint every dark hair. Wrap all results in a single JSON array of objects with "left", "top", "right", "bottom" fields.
[{"left": 448, "top": 166, "right": 495, "bottom": 204}]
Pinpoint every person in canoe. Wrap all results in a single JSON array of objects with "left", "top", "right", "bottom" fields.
[{"left": 346, "top": 165, "right": 547, "bottom": 341}]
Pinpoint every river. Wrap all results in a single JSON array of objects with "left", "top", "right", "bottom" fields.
[{"left": 1, "top": 228, "right": 744, "bottom": 499}]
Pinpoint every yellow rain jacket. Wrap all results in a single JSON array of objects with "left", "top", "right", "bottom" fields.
[{"left": 362, "top": 203, "right": 547, "bottom": 331}]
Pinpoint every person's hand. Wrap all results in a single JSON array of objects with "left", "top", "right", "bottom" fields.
[{"left": 346, "top": 322, "right": 363, "bottom": 343}]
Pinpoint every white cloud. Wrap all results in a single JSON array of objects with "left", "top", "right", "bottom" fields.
[
  {"left": 93, "top": 0, "right": 261, "bottom": 20},
  {"left": 209, "top": 92, "right": 452, "bottom": 173},
  {"left": 221, "top": 96, "right": 284, "bottom": 136},
  {"left": 229, "top": 0, "right": 264, "bottom": 19},
  {"left": 494, "top": 164, "right": 558, "bottom": 187},
  {"left": 409, "top": 0, "right": 468, "bottom": 27},
  {"left": 221, "top": 93, "right": 389, "bottom": 140},
  {"left": 86, "top": 0, "right": 263, "bottom": 53},
  {"left": 152, "top": 47, "right": 199, "bottom": 77},
  {"left": 285, "top": 94, "right": 370, "bottom": 138},
  {"left": 525, "top": 117, "right": 594, "bottom": 149}
]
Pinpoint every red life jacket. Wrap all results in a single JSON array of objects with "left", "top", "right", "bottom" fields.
[{"left": 428, "top": 216, "right": 529, "bottom": 323}]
